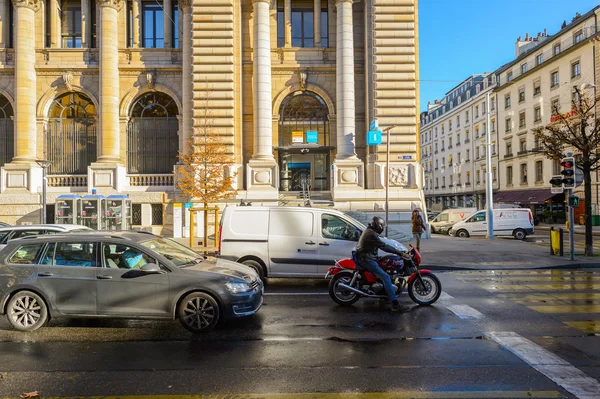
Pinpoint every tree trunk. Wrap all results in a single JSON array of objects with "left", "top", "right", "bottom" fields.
[
  {"left": 584, "top": 167, "right": 594, "bottom": 256},
  {"left": 203, "top": 202, "right": 209, "bottom": 255}
]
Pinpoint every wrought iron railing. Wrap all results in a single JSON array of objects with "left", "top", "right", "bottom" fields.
[
  {"left": 127, "top": 118, "right": 179, "bottom": 174},
  {"left": 0, "top": 119, "right": 14, "bottom": 167},
  {"left": 46, "top": 119, "right": 97, "bottom": 175}
]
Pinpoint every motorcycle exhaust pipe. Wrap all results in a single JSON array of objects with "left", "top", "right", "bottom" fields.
[{"left": 338, "top": 283, "right": 386, "bottom": 299}]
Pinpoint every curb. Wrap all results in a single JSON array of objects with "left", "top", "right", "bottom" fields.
[
  {"left": 422, "top": 263, "right": 600, "bottom": 271},
  {"left": 536, "top": 226, "right": 600, "bottom": 237}
]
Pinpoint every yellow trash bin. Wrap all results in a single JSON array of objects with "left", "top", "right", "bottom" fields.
[{"left": 550, "top": 229, "right": 560, "bottom": 255}]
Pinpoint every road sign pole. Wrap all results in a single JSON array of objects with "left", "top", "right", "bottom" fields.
[
  {"left": 485, "top": 92, "right": 494, "bottom": 239},
  {"left": 569, "top": 187, "right": 575, "bottom": 261}
]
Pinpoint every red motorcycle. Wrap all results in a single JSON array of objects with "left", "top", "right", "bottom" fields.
[{"left": 325, "top": 243, "right": 441, "bottom": 306}]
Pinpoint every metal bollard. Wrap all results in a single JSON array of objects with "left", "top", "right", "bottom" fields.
[{"left": 559, "top": 228, "right": 564, "bottom": 257}]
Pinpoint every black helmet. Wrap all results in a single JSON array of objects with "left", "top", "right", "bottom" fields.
[{"left": 369, "top": 216, "right": 385, "bottom": 234}]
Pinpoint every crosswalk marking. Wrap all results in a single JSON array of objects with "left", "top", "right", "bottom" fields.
[
  {"left": 445, "top": 304, "right": 484, "bottom": 319},
  {"left": 564, "top": 321, "right": 600, "bottom": 333},
  {"left": 486, "top": 332, "right": 600, "bottom": 399},
  {"left": 456, "top": 270, "right": 600, "bottom": 334}
]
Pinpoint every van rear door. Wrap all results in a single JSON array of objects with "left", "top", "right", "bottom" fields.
[{"left": 268, "top": 209, "right": 319, "bottom": 277}]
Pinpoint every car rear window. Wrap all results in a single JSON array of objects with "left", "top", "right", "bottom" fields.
[{"left": 8, "top": 244, "right": 44, "bottom": 265}]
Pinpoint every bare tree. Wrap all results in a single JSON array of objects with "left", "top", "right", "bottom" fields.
[{"left": 533, "top": 85, "right": 599, "bottom": 256}]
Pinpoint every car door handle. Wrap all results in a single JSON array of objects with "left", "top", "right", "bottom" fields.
[
  {"left": 97, "top": 275, "right": 113, "bottom": 280},
  {"left": 305, "top": 241, "right": 316, "bottom": 245},
  {"left": 37, "top": 272, "right": 53, "bottom": 277},
  {"left": 319, "top": 242, "right": 330, "bottom": 246}
]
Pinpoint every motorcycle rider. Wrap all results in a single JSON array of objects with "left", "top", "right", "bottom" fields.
[{"left": 356, "top": 216, "right": 410, "bottom": 312}]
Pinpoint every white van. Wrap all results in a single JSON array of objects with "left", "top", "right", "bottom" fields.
[
  {"left": 218, "top": 206, "right": 403, "bottom": 279},
  {"left": 430, "top": 208, "right": 477, "bottom": 234},
  {"left": 449, "top": 208, "right": 534, "bottom": 240}
]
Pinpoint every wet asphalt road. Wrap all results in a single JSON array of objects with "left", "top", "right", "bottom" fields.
[{"left": 1, "top": 270, "right": 600, "bottom": 398}]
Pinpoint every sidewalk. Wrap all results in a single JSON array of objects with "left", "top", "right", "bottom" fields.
[
  {"left": 537, "top": 222, "right": 600, "bottom": 236},
  {"left": 419, "top": 234, "right": 600, "bottom": 271}
]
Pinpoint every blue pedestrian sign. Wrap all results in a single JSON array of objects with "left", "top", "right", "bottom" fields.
[
  {"left": 306, "top": 131, "right": 318, "bottom": 143},
  {"left": 367, "top": 130, "right": 382, "bottom": 146}
]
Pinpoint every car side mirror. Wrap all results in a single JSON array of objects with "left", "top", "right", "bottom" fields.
[{"left": 141, "top": 263, "right": 164, "bottom": 274}]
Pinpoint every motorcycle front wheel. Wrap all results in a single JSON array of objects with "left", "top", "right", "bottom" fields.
[
  {"left": 408, "top": 274, "right": 442, "bottom": 306},
  {"left": 328, "top": 272, "right": 360, "bottom": 306}
]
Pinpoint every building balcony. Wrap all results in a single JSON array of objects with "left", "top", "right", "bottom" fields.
[
  {"left": 517, "top": 150, "right": 528, "bottom": 156},
  {"left": 531, "top": 147, "right": 543, "bottom": 152},
  {"left": 435, "top": 186, "right": 439, "bottom": 189},
  {"left": 128, "top": 174, "right": 175, "bottom": 188},
  {"left": 465, "top": 182, "right": 471, "bottom": 186},
  {"left": 464, "top": 139, "right": 470, "bottom": 144},
  {"left": 441, "top": 185, "right": 446, "bottom": 189},
  {"left": 448, "top": 145, "right": 453, "bottom": 150},
  {"left": 47, "top": 175, "right": 88, "bottom": 191},
  {"left": 504, "top": 153, "right": 514, "bottom": 159},
  {"left": 448, "top": 184, "right": 454, "bottom": 188}
]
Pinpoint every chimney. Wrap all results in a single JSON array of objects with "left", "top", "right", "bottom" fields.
[
  {"left": 525, "top": 33, "right": 529, "bottom": 41},
  {"left": 544, "top": 28, "right": 547, "bottom": 36},
  {"left": 517, "top": 36, "right": 521, "bottom": 41}
]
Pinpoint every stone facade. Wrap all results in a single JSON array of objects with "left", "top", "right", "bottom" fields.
[{"left": 0, "top": 0, "right": 422, "bottom": 230}]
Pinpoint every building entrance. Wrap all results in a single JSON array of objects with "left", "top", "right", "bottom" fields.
[{"left": 279, "top": 150, "right": 330, "bottom": 192}]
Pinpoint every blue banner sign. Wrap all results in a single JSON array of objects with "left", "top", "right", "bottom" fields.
[
  {"left": 306, "top": 131, "right": 318, "bottom": 143},
  {"left": 367, "top": 129, "right": 382, "bottom": 146},
  {"left": 369, "top": 119, "right": 379, "bottom": 131}
]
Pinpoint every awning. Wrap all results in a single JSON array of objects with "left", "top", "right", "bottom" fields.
[{"left": 493, "top": 189, "right": 556, "bottom": 205}]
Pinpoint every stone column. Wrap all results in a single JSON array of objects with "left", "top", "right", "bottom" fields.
[
  {"left": 0, "top": 0, "right": 7, "bottom": 48},
  {"left": 132, "top": 0, "right": 141, "bottom": 47},
  {"left": 314, "top": 0, "right": 321, "bottom": 47},
  {"left": 332, "top": 0, "right": 363, "bottom": 198},
  {"left": 81, "top": 0, "right": 90, "bottom": 48},
  {"left": 247, "top": 0, "right": 277, "bottom": 198},
  {"left": 284, "top": 0, "right": 291, "bottom": 47},
  {"left": 12, "top": 0, "right": 38, "bottom": 163},
  {"left": 97, "top": 0, "right": 121, "bottom": 163},
  {"left": 180, "top": 0, "right": 192, "bottom": 152},
  {"left": 50, "top": 0, "right": 60, "bottom": 47},
  {"left": 163, "top": 0, "right": 172, "bottom": 48},
  {"left": 335, "top": 0, "right": 355, "bottom": 160}
]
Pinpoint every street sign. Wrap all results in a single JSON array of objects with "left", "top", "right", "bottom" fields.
[
  {"left": 369, "top": 119, "right": 379, "bottom": 131},
  {"left": 398, "top": 155, "right": 413, "bottom": 160},
  {"left": 306, "top": 131, "right": 318, "bottom": 143},
  {"left": 551, "top": 186, "right": 564, "bottom": 194},
  {"left": 575, "top": 168, "right": 584, "bottom": 188},
  {"left": 367, "top": 129, "right": 382, "bottom": 145},
  {"left": 292, "top": 131, "right": 303, "bottom": 143}
]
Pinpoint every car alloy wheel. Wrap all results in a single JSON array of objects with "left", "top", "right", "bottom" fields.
[
  {"left": 178, "top": 292, "right": 220, "bottom": 333},
  {"left": 7, "top": 291, "right": 48, "bottom": 332}
]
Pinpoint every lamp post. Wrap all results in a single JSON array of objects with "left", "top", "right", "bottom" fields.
[
  {"left": 383, "top": 125, "right": 398, "bottom": 237},
  {"left": 35, "top": 160, "right": 52, "bottom": 224}
]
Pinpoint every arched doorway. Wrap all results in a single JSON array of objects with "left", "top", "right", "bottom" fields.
[
  {"left": 47, "top": 92, "right": 97, "bottom": 175},
  {"left": 127, "top": 92, "right": 179, "bottom": 174},
  {"left": 0, "top": 94, "right": 14, "bottom": 167},
  {"left": 278, "top": 91, "right": 331, "bottom": 191}
]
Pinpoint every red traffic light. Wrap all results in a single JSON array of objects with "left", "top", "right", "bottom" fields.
[{"left": 560, "top": 160, "right": 574, "bottom": 168}]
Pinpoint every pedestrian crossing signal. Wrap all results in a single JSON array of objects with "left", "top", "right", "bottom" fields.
[{"left": 568, "top": 196, "right": 579, "bottom": 207}]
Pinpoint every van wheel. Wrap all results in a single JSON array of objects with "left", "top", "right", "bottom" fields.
[
  {"left": 456, "top": 229, "right": 469, "bottom": 238},
  {"left": 513, "top": 229, "right": 526, "bottom": 240},
  {"left": 242, "top": 260, "right": 266, "bottom": 282},
  {"left": 430, "top": 226, "right": 436, "bottom": 234}
]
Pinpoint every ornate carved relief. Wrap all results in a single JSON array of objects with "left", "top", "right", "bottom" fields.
[
  {"left": 62, "top": 71, "right": 74, "bottom": 91},
  {"left": 299, "top": 70, "right": 307, "bottom": 91},
  {"left": 11, "top": 0, "right": 40, "bottom": 11},
  {"left": 97, "top": 0, "right": 123, "bottom": 10},
  {"left": 179, "top": 0, "right": 192, "bottom": 10},
  {"left": 146, "top": 71, "right": 156, "bottom": 89},
  {"left": 389, "top": 165, "right": 409, "bottom": 187}
]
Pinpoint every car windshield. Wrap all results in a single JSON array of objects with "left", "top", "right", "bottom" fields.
[{"left": 140, "top": 238, "right": 202, "bottom": 267}]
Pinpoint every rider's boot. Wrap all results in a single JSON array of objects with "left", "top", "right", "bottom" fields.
[{"left": 391, "top": 300, "right": 409, "bottom": 312}]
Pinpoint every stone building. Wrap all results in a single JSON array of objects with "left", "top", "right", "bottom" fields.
[
  {"left": 494, "top": 8, "right": 599, "bottom": 222},
  {"left": 420, "top": 74, "right": 499, "bottom": 211},
  {"left": 0, "top": 0, "right": 422, "bottom": 230}
]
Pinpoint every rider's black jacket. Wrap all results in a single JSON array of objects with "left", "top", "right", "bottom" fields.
[{"left": 356, "top": 226, "right": 404, "bottom": 261}]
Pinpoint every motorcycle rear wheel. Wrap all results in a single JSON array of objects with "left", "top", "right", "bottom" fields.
[
  {"left": 408, "top": 274, "right": 442, "bottom": 306},
  {"left": 328, "top": 272, "right": 360, "bottom": 306}
]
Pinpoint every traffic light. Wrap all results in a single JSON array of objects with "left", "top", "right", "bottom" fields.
[
  {"left": 568, "top": 195, "right": 580, "bottom": 207},
  {"left": 560, "top": 156, "right": 575, "bottom": 188},
  {"left": 549, "top": 175, "right": 563, "bottom": 187}
]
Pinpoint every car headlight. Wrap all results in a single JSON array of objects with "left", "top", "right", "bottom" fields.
[{"left": 225, "top": 281, "right": 252, "bottom": 294}]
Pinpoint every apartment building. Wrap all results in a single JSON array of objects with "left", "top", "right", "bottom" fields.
[
  {"left": 420, "top": 74, "right": 499, "bottom": 210},
  {"left": 495, "top": 8, "right": 599, "bottom": 222}
]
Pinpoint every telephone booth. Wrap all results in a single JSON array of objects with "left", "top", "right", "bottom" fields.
[
  {"left": 103, "top": 195, "right": 132, "bottom": 231},
  {"left": 55, "top": 194, "right": 81, "bottom": 225},
  {"left": 78, "top": 194, "right": 105, "bottom": 230}
]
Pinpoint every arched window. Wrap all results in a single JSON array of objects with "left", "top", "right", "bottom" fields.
[
  {"left": 0, "top": 95, "right": 14, "bottom": 167},
  {"left": 127, "top": 92, "right": 179, "bottom": 174},
  {"left": 47, "top": 92, "right": 97, "bottom": 175},
  {"left": 279, "top": 92, "right": 329, "bottom": 147}
]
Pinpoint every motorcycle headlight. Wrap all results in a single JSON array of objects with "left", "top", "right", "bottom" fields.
[{"left": 225, "top": 281, "right": 251, "bottom": 294}]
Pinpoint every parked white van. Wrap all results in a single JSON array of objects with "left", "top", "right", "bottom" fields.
[
  {"left": 430, "top": 208, "right": 477, "bottom": 235},
  {"left": 449, "top": 208, "right": 534, "bottom": 240},
  {"left": 218, "top": 206, "right": 404, "bottom": 279}
]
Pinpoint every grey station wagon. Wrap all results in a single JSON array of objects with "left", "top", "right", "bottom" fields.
[{"left": 0, "top": 232, "right": 263, "bottom": 333}]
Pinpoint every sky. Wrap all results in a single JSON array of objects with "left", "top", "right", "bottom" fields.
[{"left": 418, "top": 0, "right": 600, "bottom": 113}]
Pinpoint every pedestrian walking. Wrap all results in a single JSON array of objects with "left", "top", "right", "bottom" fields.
[{"left": 412, "top": 209, "right": 424, "bottom": 251}]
